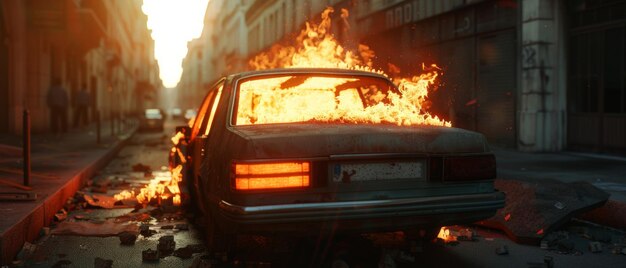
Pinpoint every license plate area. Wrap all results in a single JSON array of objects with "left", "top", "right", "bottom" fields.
[{"left": 330, "top": 161, "right": 424, "bottom": 183}]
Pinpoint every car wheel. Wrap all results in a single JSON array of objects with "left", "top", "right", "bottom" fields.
[{"left": 205, "top": 210, "right": 235, "bottom": 253}]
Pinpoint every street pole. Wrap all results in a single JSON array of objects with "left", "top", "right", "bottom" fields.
[
  {"left": 96, "top": 110, "right": 101, "bottom": 144},
  {"left": 23, "top": 109, "right": 30, "bottom": 187},
  {"left": 110, "top": 109, "right": 114, "bottom": 137}
]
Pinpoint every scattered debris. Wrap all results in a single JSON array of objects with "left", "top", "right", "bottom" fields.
[
  {"left": 54, "top": 209, "right": 68, "bottom": 222},
  {"left": 20, "top": 242, "right": 37, "bottom": 256},
  {"left": 436, "top": 226, "right": 476, "bottom": 243},
  {"left": 528, "top": 255, "right": 554, "bottom": 268},
  {"left": 84, "top": 194, "right": 131, "bottom": 209},
  {"left": 132, "top": 163, "right": 152, "bottom": 173},
  {"left": 589, "top": 241, "right": 603, "bottom": 253},
  {"left": 140, "top": 224, "right": 156, "bottom": 237},
  {"left": 114, "top": 212, "right": 151, "bottom": 223},
  {"left": 73, "top": 215, "right": 88, "bottom": 221},
  {"left": 465, "top": 98, "right": 477, "bottom": 106},
  {"left": 158, "top": 235, "right": 176, "bottom": 255},
  {"left": 554, "top": 202, "right": 565, "bottom": 210},
  {"left": 495, "top": 245, "right": 509, "bottom": 255},
  {"left": 94, "top": 257, "right": 113, "bottom": 268},
  {"left": 611, "top": 246, "right": 622, "bottom": 255},
  {"left": 160, "top": 225, "right": 174, "bottom": 230},
  {"left": 142, "top": 248, "right": 160, "bottom": 262},
  {"left": 40, "top": 227, "right": 50, "bottom": 236},
  {"left": 173, "top": 244, "right": 205, "bottom": 259},
  {"left": 556, "top": 239, "right": 575, "bottom": 254},
  {"left": 51, "top": 220, "right": 138, "bottom": 237},
  {"left": 540, "top": 231, "right": 570, "bottom": 251},
  {"left": 119, "top": 231, "right": 138, "bottom": 245}
]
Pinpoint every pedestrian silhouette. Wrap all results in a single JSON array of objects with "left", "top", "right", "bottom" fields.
[
  {"left": 74, "top": 84, "right": 90, "bottom": 127},
  {"left": 46, "top": 78, "right": 69, "bottom": 135}
]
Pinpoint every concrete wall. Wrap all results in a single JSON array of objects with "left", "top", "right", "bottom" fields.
[{"left": 517, "top": 0, "right": 567, "bottom": 151}]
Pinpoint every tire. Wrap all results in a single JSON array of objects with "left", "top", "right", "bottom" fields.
[{"left": 205, "top": 209, "right": 235, "bottom": 253}]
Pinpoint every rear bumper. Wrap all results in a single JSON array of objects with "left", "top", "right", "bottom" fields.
[{"left": 216, "top": 191, "right": 505, "bottom": 234}]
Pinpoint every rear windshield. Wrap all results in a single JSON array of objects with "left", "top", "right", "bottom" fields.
[
  {"left": 234, "top": 74, "right": 396, "bottom": 125},
  {"left": 145, "top": 109, "right": 162, "bottom": 119}
]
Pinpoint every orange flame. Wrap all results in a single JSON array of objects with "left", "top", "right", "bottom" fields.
[
  {"left": 171, "top": 131, "right": 185, "bottom": 146},
  {"left": 437, "top": 227, "right": 456, "bottom": 242},
  {"left": 248, "top": 8, "right": 450, "bottom": 127},
  {"left": 114, "top": 165, "right": 183, "bottom": 206}
]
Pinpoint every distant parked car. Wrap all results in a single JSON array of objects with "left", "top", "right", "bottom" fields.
[
  {"left": 170, "top": 108, "right": 183, "bottom": 120},
  {"left": 139, "top": 108, "right": 164, "bottom": 132},
  {"left": 170, "top": 68, "right": 505, "bottom": 251}
]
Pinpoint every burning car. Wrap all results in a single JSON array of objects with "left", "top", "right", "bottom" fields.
[{"left": 171, "top": 68, "right": 505, "bottom": 250}]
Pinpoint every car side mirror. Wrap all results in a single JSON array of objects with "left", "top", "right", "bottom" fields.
[{"left": 175, "top": 126, "right": 191, "bottom": 139}]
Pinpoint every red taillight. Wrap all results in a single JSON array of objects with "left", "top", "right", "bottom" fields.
[
  {"left": 443, "top": 155, "right": 496, "bottom": 182},
  {"left": 233, "top": 161, "right": 311, "bottom": 190}
]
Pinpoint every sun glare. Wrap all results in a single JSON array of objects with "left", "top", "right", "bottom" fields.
[{"left": 142, "top": 0, "right": 209, "bottom": 88}]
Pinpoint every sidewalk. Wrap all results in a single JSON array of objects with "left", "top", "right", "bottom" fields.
[
  {"left": 493, "top": 147, "right": 626, "bottom": 203},
  {"left": 0, "top": 120, "right": 136, "bottom": 265}
]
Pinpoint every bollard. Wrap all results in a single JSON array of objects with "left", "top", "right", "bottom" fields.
[
  {"left": 96, "top": 110, "right": 101, "bottom": 144},
  {"left": 23, "top": 109, "right": 31, "bottom": 187},
  {"left": 110, "top": 111, "right": 114, "bottom": 137}
]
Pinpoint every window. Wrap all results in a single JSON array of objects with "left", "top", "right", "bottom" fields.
[
  {"left": 569, "top": 27, "right": 626, "bottom": 114},
  {"left": 190, "top": 91, "right": 215, "bottom": 140},
  {"left": 233, "top": 74, "right": 396, "bottom": 125},
  {"left": 191, "top": 81, "right": 224, "bottom": 139},
  {"left": 202, "top": 84, "right": 224, "bottom": 136}
]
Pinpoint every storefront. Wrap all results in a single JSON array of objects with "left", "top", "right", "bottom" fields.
[
  {"left": 567, "top": 0, "right": 626, "bottom": 153},
  {"left": 359, "top": 0, "right": 518, "bottom": 147}
]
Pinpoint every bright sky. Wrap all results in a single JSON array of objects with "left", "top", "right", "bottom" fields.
[{"left": 142, "top": 0, "right": 209, "bottom": 88}]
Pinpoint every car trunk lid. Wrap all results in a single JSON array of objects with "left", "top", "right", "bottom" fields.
[{"left": 231, "top": 123, "right": 488, "bottom": 159}]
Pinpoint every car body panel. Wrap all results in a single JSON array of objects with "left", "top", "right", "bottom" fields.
[{"left": 171, "top": 68, "right": 505, "bottom": 237}]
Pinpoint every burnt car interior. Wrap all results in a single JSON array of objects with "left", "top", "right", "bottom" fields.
[{"left": 234, "top": 74, "right": 398, "bottom": 125}]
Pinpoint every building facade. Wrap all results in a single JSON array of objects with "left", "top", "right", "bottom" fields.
[
  {"left": 193, "top": 0, "right": 626, "bottom": 154},
  {"left": 0, "top": 0, "right": 161, "bottom": 134},
  {"left": 178, "top": 37, "right": 205, "bottom": 110}
]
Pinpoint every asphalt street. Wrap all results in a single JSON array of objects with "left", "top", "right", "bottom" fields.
[{"left": 14, "top": 118, "right": 626, "bottom": 268}]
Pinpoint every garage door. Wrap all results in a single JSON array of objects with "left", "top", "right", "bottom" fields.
[{"left": 476, "top": 30, "right": 517, "bottom": 147}]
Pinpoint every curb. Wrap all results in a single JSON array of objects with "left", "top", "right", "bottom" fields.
[{"left": 0, "top": 128, "right": 136, "bottom": 265}]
